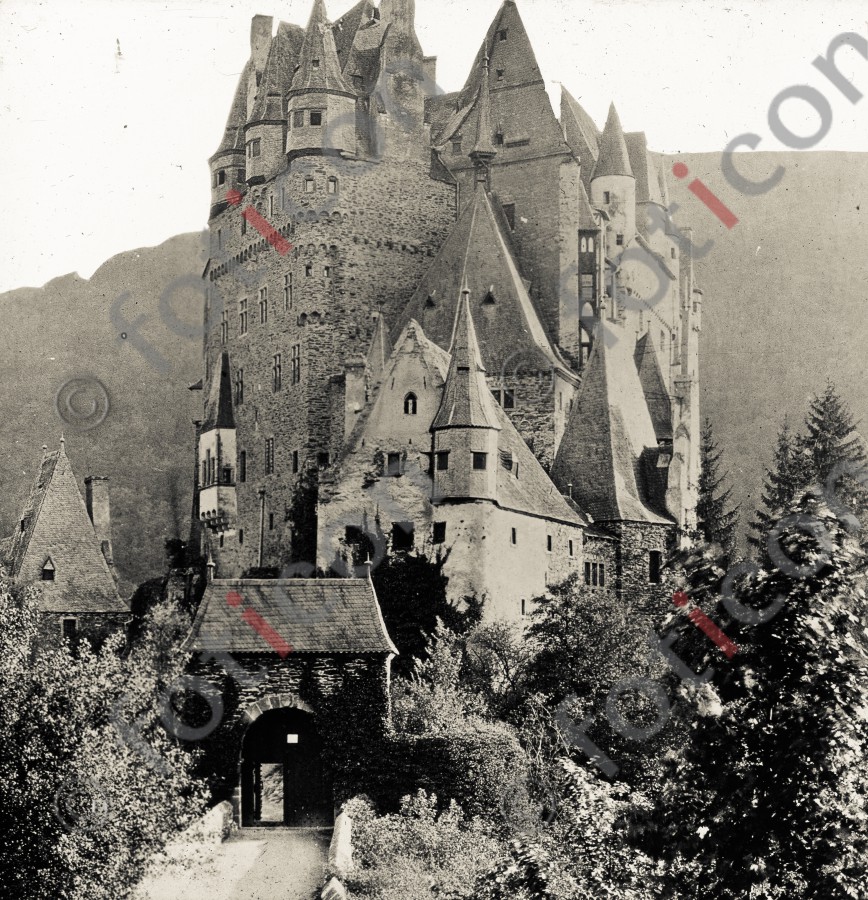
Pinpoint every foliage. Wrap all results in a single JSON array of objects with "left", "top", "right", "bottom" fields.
[
  {"left": 652, "top": 491, "right": 868, "bottom": 898},
  {"left": 461, "top": 621, "right": 535, "bottom": 720},
  {"left": 0, "top": 584, "right": 206, "bottom": 900},
  {"left": 372, "top": 551, "right": 481, "bottom": 676},
  {"left": 695, "top": 417, "right": 739, "bottom": 565},
  {"left": 344, "top": 792, "right": 503, "bottom": 900}
]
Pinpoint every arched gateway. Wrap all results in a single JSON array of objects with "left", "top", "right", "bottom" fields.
[{"left": 183, "top": 576, "right": 397, "bottom": 826}]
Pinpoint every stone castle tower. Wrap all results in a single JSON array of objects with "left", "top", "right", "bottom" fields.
[{"left": 194, "top": 0, "right": 703, "bottom": 616}]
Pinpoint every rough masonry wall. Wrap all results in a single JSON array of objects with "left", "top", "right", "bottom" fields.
[{"left": 202, "top": 151, "right": 456, "bottom": 576}]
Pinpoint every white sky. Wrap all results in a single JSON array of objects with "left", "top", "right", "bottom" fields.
[{"left": 1, "top": 0, "right": 866, "bottom": 292}]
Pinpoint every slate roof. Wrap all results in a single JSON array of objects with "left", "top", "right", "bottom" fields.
[
  {"left": 560, "top": 85, "right": 599, "bottom": 189},
  {"left": 214, "top": 59, "right": 253, "bottom": 157},
  {"left": 203, "top": 351, "right": 235, "bottom": 431},
  {"left": 634, "top": 332, "right": 673, "bottom": 442},
  {"left": 431, "top": 285, "right": 502, "bottom": 431},
  {"left": 578, "top": 180, "right": 597, "bottom": 230},
  {"left": 290, "top": 0, "right": 355, "bottom": 97},
  {"left": 393, "top": 186, "right": 564, "bottom": 374},
  {"left": 551, "top": 321, "right": 672, "bottom": 525},
  {"left": 185, "top": 578, "right": 398, "bottom": 654},
  {"left": 366, "top": 312, "right": 393, "bottom": 380},
  {"left": 470, "top": 56, "right": 497, "bottom": 160},
  {"left": 250, "top": 22, "right": 305, "bottom": 123},
  {"left": 3, "top": 443, "right": 127, "bottom": 614},
  {"left": 626, "top": 132, "right": 664, "bottom": 207},
  {"left": 592, "top": 103, "right": 633, "bottom": 180}
]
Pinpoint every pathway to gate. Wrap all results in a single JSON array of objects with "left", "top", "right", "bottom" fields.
[{"left": 134, "top": 827, "right": 332, "bottom": 900}]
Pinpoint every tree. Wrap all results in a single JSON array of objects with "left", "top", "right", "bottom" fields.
[
  {"left": 651, "top": 491, "right": 868, "bottom": 899},
  {"left": 0, "top": 583, "right": 206, "bottom": 900},
  {"left": 799, "top": 380, "right": 866, "bottom": 483},
  {"left": 695, "top": 417, "right": 739, "bottom": 565},
  {"left": 749, "top": 417, "right": 805, "bottom": 563}
]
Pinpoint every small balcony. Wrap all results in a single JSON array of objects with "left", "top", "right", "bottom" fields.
[{"left": 199, "top": 483, "right": 237, "bottom": 532}]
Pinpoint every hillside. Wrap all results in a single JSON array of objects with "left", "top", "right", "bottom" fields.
[{"left": 1, "top": 151, "right": 865, "bottom": 590}]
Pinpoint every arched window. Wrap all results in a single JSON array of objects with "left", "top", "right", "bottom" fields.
[
  {"left": 588, "top": 237, "right": 594, "bottom": 252},
  {"left": 580, "top": 237, "right": 587, "bottom": 252},
  {"left": 403, "top": 392, "right": 417, "bottom": 415}
]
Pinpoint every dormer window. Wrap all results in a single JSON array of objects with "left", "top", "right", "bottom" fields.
[
  {"left": 403, "top": 393, "right": 418, "bottom": 415},
  {"left": 497, "top": 28, "right": 508, "bottom": 41},
  {"left": 425, "top": 292, "right": 437, "bottom": 308},
  {"left": 483, "top": 286, "right": 496, "bottom": 304},
  {"left": 451, "top": 139, "right": 462, "bottom": 155},
  {"left": 312, "top": 59, "right": 321, "bottom": 69},
  {"left": 495, "top": 131, "right": 504, "bottom": 146},
  {"left": 496, "top": 69, "right": 504, "bottom": 81},
  {"left": 42, "top": 558, "right": 56, "bottom": 581}
]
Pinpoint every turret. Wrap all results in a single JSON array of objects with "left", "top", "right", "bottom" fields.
[
  {"left": 209, "top": 61, "right": 251, "bottom": 215},
  {"left": 285, "top": 0, "right": 356, "bottom": 160},
  {"left": 198, "top": 351, "right": 238, "bottom": 532},
  {"left": 590, "top": 103, "right": 636, "bottom": 255},
  {"left": 430, "top": 280, "right": 502, "bottom": 503},
  {"left": 245, "top": 23, "right": 304, "bottom": 184}
]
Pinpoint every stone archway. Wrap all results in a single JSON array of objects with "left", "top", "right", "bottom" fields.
[{"left": 236, "top": 694, "right": 332, "bottom": 827}]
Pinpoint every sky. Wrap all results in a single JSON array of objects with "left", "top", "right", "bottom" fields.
[{"left": 1, "top": 0, "right": 866, "bottom": 293}]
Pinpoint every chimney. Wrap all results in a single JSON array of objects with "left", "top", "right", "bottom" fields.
[
  {"left": 85, "top": 476, "right": 114, "bottom": 569},
  {"left": 250, "top": 15, "right": 273, "bottom": 71}
]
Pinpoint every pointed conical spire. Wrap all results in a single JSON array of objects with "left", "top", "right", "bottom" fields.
[
  {"left": 593, "top": 103, "right": 633, "bottom": 179},
  {"left": 432, "top": 281, "right": 501, "bottom": 431},
  {"left": 290, "top": 0, "right": 354, "bottom": 96},
  {"left": 469, "top": 54, "right": 497, "bottom": 184}
]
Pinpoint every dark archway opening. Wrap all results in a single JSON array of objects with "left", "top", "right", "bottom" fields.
[{"left": 240, "top": 707, "right": 333, "bottom": 827}]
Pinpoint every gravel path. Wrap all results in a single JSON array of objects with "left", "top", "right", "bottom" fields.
[{"left": 134, "top": 827, "right": 332, "bottom": 900}]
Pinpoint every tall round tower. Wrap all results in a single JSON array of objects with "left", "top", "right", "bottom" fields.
[{"left": 590, "top": 103, "right": 636, "bottom": 256}]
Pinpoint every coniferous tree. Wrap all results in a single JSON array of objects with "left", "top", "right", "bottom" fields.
[
  {"left": 749, "top": 418, "right": 804, "bottom": 563},
  {"left": 651, "top": 491, "right": 868, "bottom": 899},
  {"left": 695, "top": 417, "right": 739, "bottom": 565}
]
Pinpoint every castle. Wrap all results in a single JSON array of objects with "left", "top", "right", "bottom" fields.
[{"left": 195, "top": 0, "right": 703, "bottom": 621}]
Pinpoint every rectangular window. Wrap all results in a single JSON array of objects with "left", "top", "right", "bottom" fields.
[
  {"left": 235, "top": 368, "right": 244, "bottom": 405},
  {"left": 591, "top": 563, "right": 598, "bottom": 586},
  {"left": 491, "top": 389, "right": 501, "bottom": 405},
  {"left": 61, "top": 617, "right": 77, "bottom": 642},
  {"left": 220, "top": 310, "right": 228, "bottom": 344},
  {"left": 435, "top": 451, "right": 449, "bottom": 471},
  {"left": 250, "top": 138, "right": 261, "bottom": 157},
  {"left": 265, "top": 438, "right": 275, "bottom": 475},
  {"left": 269, "top": 512, "right": 274, "bottom": 530},
  {"left": 272, "top": 353, "right": 282, "bottom": 391},
  {"left": 585, "top": 561, "right": 592, "bottom": 585},
  {"left": 496, "top": 69, "right": 504, "bottom": 80},
  {"left": 284, "top": 273, "right": 292, "bottom": 310},
  {"left": 309, "top": 110, "right": 323, "bottom": 126},
  {"left": 217, "top": 228, "right": 223, "bottom": 249},
  {"left": 599, "top": 563, "right": 606, "bottom": 587},
  {"left": 324, "top": 265, "right": 331, "bottom": 278},
  {"left": 392, "top": 522, "right": 414, "bottom": 551},
  {"left": 511, "top": 527, "right": 517, "bottom": 545},
  {"left": 305, "top": 263, "right": 313, "bottom": 276},
  {"left": 451, "top": 140, "right": 462, "bottom": 155},
  {"left": 259, "top": 286, "right": 268, "bottom": 324},
  {"left": 432, "top": 522, "right": 446, "bottom": 544},
  {"left": 239, "top": 298, "right": 248, "bottom": 335},
  {"left": 521, "top": 598, "right": 526, "bottom": 617},
  {"left": 546, "top": 534, "right": 552, "bottom": 552},
  {"left": 269, "top": 196, "right": 274, "bottom": 217},
  {"left": 291, "top": 344, "right": 301, "bottom": 384},
  {"left": 293, "top": 110, "right": 304, "bottom": 128},
  {"left": 649, "top": 550, "right": 662, "bottom": 584},
  {"left": 317, "top": 451, "right": 330, "bottom": 468},
  {"left": 498, "top": 28, "right": 508, "bottom": 41},
  {"left": 472, "top": 452, "right": 488, "bottom": 470},
  {"left": 503, "top": 388, "right": 515, "bottom": 409},
  {"left": 387, "top": 452, "right": 401, "bottom": 477},
  {"left": 239, "top": 450, "right": 247, "bottom": 482},
  {"left": 568, "top": 539, "right": 574, "bottom": 557},
  {"left": 616, "top": 233, "right": 624, "bottom": 246},
  {"left": 327, "top": 177, "right": 338, "bottom": 194},
  {"left": 304, "top": 178, "right": 315, "bottom": 194},
  {"left": 603, "top": 191, "right": 611, "bottom": 204},
  {"left": 241, "top": 216, "right": 247, "bottom": 236},
  {"left": 292, "top": 450, "right": 299, "bottom": 474}
]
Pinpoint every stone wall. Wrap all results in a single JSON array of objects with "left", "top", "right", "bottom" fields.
[{"left": 38, "top": 611, "right": 128, "bottom": 651}]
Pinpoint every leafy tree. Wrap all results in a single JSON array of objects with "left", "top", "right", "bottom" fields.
[
  {"left": 652, "top": 490, "right": 868, "bottom": 899},
  {"left": 695, "top": 417, "right": 739, "bottom": 565},
  {"left": 372, "top": 550, "right": 481, "bottom": 675},
  {"left": 0, "top": 583, "right": 206, "bottom": 900}
]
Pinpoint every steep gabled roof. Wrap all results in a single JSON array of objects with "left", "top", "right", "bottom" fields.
[
  {"left": 250, "top": 22, "right": 305, "bottom": 123},
  {"left": 4, "top": 443, "right": 126, "bottom": 613},
  {"left": 578, "top": 180, "right": 597, "bottom": 230},
  {"left": 634, "top": 332, "right": 673, "bottom": 442},
  {"left": 592, "top": 103, "right": 633, "bottom": 180},
  {"left": 431, "top": 284, "right": 502, "bottom": 430},
  {"left": 551, "top": 322, "right": 672, "bottom": 524},
  {"left": 203, "top": 351, "right": 235, "bottom": 431},
  {"left": 560, "top": 86, "right": 599, "bottom": 172},
  {"left": 290, "top": 0, "right": 355, "bottom": 97},
  {"left": 185, "top": 578, "right": 397, "bottom": 654},
  {"left": 394, "top": 187, "right": 563, "bottom": 373},
  {"left": 625, "top": 131, "right": 664, "bottom": 207},
  {"left": 430, "top": 1, "right": 568, "bottom": 161},
  {"left": 213, "top": 59, "right": 254, "bottom": 157},
  {"left": 332, "top": 0, "right": 375, "bottom": 69}
]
